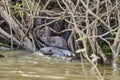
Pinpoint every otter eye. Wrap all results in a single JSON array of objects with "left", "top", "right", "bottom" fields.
[{"left": 49, "top": 50, "right": 52, "bottom": 52}]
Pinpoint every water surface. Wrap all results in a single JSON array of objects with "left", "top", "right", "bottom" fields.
[{"left": 0, "top": 51, "right": 120, "bottom": 80}]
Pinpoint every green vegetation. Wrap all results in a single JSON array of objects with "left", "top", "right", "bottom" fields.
[
  {"left": 14, "top": 3, "right": 24, "bottom": 17},
  {"left": 102, "top": 45, "right": 112, "bottom": 55}
]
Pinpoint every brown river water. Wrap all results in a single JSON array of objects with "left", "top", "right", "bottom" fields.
[{"left": 0, "top": 51, "right": 120, "bottom": 80}]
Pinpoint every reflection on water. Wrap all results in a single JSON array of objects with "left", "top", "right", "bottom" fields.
[
  {"left": 0, "top": 51, "right": 120, "bottom": 80},
  {"left": 112, "top": 62, "right": 120, "bottom": 80}
]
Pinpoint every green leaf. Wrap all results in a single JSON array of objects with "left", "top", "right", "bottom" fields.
[
  {"left": 76, "top": 36, "right": 86, "bottom": 41},
  {"left": 14, "top": 3, "right": 24, "bottom": 17},
  {"left": 20, "top": 11, "right": 24, "bottom": 17}
]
